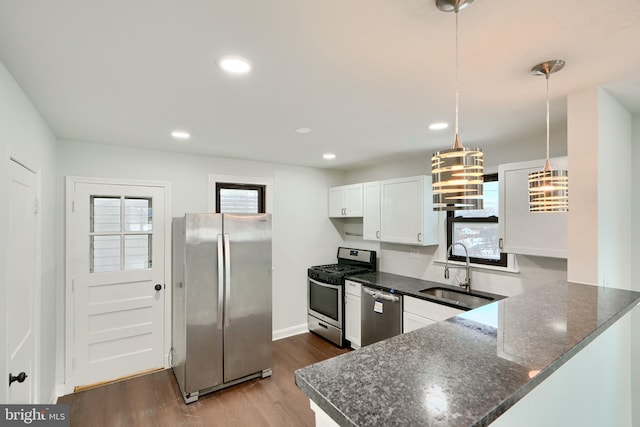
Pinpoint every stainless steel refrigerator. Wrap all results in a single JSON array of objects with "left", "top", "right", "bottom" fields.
[{"left": 171, "top": 213, "right": 272, "bottom": 403}]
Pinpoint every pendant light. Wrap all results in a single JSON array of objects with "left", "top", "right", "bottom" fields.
[
  {"left": 431, "top": 0, "right": 484, "bottom": 211},
  {"left": 528, "top": 60, "right": 569, "bottom": 212}
]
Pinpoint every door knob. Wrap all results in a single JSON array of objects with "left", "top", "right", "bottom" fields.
[
  {"left": 9, "top": 372, "right": 27, "bottom": 386},
  {"left": 154, "top": 284, "right": 162, "bottom": 291}
]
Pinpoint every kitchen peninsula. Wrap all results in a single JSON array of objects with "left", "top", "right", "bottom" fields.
[{"left": 295, "top": 281, "right": 640, "bottom": 426}]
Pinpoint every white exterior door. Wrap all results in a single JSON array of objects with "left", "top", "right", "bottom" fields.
[
  {"left": 67, "top": 180, "right": 167, "bottom": 390},
  {"left": 7, "top": 159, "right": 38, "bottom": 403}
]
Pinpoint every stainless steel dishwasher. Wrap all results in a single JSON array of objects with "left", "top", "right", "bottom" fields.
[{"left": 361, "top": 286, "right": 402, "bottom": 346}]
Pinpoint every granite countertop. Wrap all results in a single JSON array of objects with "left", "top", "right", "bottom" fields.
[
  {"left": 346, "top": 271, "right": 506, "bottom": 310},
  {"left": 295, "top": 282, "right": 640, "bottom": 427}
]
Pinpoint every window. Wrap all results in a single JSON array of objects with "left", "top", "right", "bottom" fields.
[
  {"left": 215, "top": 182, "right": 266, "bottom": 214},
  {"left": 446, "top": 174, "right": 507, "bottom": 267},
  {"left": 90, "top": 196, "right": 153, "bottom": 272}
]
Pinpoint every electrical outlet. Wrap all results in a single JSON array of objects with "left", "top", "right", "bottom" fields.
[{"left": 410, "top": 248, "right": 420, "bottom": 258}]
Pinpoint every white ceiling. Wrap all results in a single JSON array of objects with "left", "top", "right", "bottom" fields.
[{"left": 1, "top": 0, "right": 639, "bottom": 170}]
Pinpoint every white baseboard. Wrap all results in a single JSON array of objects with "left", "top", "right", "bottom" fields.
[{"left": 272, "top": 323, "right": 308, "bottom": 341}]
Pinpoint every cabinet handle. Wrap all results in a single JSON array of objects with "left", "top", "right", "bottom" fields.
[
  {"left": 499, "top": 238, "right": 503, "bottom": 250},
  {"left": 417, "top": 233, "right": 422, "bottom": 242},
  {"left": 376, "top": 230, "right": 380, "bottom": 239}
]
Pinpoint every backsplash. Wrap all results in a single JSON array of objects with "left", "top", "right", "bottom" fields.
[
  {"left": 377, "top": 243, "right": 567, "bottom": 297},
  {"left": 337, "top": 219, "right": 567, "bottom": 298}
]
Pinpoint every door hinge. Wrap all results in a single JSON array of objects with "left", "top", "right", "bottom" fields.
[
  {"left": 71, "top": 279, "right": 75, "bottom": 292},
  {"left": 34, "top": 198, "right": 40, "bottom": 215},
  {"left": 72, "top": 200, "right": 75, "bottom": 213},
  {"left": 72, "top": 357, "right": 76, "bottom": 370}
]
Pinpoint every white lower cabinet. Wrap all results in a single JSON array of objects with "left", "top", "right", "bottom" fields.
[
  {"left": 402, "top": 296, "right": 463, "bottom": 334},
  {"left": 344, "top": 280, "right": 361, "bottom": 349},
  {"left": 310, "top": 401, "right": 340, "bottom": 427},
  {"left": 403, "top": 311, "right": 436, "bottom": 333}
]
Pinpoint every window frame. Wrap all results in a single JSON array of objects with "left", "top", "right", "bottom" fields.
[
  {"left": 215, "top": 182, "right": 266, "bottom": 214},
  {"left": 446, "top": 173, "right": 508, "bottom": 268}
]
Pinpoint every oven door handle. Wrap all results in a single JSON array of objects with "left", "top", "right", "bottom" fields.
[{"left": 308, "top": 277, "right": 341, "bottom": 290}]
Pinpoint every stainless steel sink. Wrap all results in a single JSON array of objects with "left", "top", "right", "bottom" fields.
[{"left": 419, "top": 287, "right": 494, "bottom": 309}]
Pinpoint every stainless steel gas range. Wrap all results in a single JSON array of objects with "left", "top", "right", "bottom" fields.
[{"left": 307, "top": 247, "right": 376, "bottom": 347}]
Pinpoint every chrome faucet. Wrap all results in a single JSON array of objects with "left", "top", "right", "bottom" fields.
[{"left": 444, "top": 242, "right": 471, "bottom": 293}]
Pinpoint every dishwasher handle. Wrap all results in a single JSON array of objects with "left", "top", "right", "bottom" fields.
[{"left": 363, "top": 288, "right": 400, "bottom": 302}]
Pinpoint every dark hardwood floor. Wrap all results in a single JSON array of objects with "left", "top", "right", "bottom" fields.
[{"left": 58, "top": 333, "right": 349, "bottom": 427}]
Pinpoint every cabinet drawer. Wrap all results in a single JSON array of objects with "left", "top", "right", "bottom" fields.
[
  {"left": 344, "top": 280, "right": 361, "bottom": 296},
  {"left": 404, "top": 296, "right": 463, "bottom": 321}
]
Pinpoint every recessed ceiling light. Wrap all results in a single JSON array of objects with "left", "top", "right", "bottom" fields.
[
  {"left": 323, "top": 153, "right": 336, "bottom": 160},
  {"left": 219, "top": 56, "right": 252, "bottom": 74},
  {"left": 171, "top": 130, "right": 191, "bottom": 140},
  {"left": 296, "top": 128, "right": 312, "bottom": 134},
  {"left": 428, "top": 122, "right": 449, "bottom": 131}
]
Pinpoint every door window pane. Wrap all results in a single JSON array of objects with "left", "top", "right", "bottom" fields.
[
  {"left": 124, "top": 235, "right": 152, "bottom": 270},
  {"left": 124, "top": 198, "right": 152, "bottom": 232},
  {"left": 91, "top": 235, "right": 121, "bottom": 273},
  {"left": 90, "top": 195, "right": 154, "bottom": 273},
  {"left": 91, "top": 197, "right": 121, "bottom": 232}
]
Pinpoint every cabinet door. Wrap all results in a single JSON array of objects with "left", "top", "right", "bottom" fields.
[
  {"left": 344, "top": 184, "right": 363, "bottom": 217},
  {"left": 380, "top": 177, "right": 423, "bottom": 244},
  {"left": 403, "top": 311, "right": 436, "bottom": 333},
  {"left": 499, "top": 157, "right": 568, "bottom": 258},
  {"left": 328, "top": 187, "right": 345, "bottom": 217},
  {"left": 345, "top": 294, "right": 361, "bottom": 348},
  {"left": 363, "top": 181, "right": 381, "bottom": 240}
]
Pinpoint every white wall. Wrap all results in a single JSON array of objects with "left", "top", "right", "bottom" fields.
[
  {"left": 631, "top": 112, "right": 640, "bottom": 424},
  {"left": 566, "top": 87, "right": 636, "bottom": 425},
  {"left": 340, "top": 132, "right": 569, "bottom": 298},
  {"left": 598, "top": 89, "right": 632, "bottom": 289},
  {"left": 565, "top": 87, "right": 633, "bottom": 285},
  {"left": 55, "top": 139, "right": 344, "bottom": 386},
  {"left": 566, "top": 89, "right": 600, "bottom": 284},
  {"left": 0, "top": 61, "right": 58, "bottom": 403}
]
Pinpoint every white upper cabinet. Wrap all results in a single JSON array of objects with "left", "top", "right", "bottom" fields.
[
  {"left": 328, "top": 184, "right": 363, "bottom": 218},
  {"left": 498, "top": 157, "right": 568, "bottom": 258},
  {"left": 363, "top": 181, "right": 381, "bottom": 240},
  {"left": 379, "top": 175, "right": 438, "bottom": 246}
]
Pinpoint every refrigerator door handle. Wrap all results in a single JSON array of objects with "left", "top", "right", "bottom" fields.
[
  {"left": 217, "top": 234, "right": 224, "bottom": 330},
  {"left": 224, "top": 233, "right": 231, "bottom": 327}
]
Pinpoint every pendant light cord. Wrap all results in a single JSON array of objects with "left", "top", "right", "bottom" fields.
[
  {"left": 454, "top": 9, "right": 460, "bottom": 139},
  {"left": 546, "top": 73, "right": 550, "bottom": 162}
]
